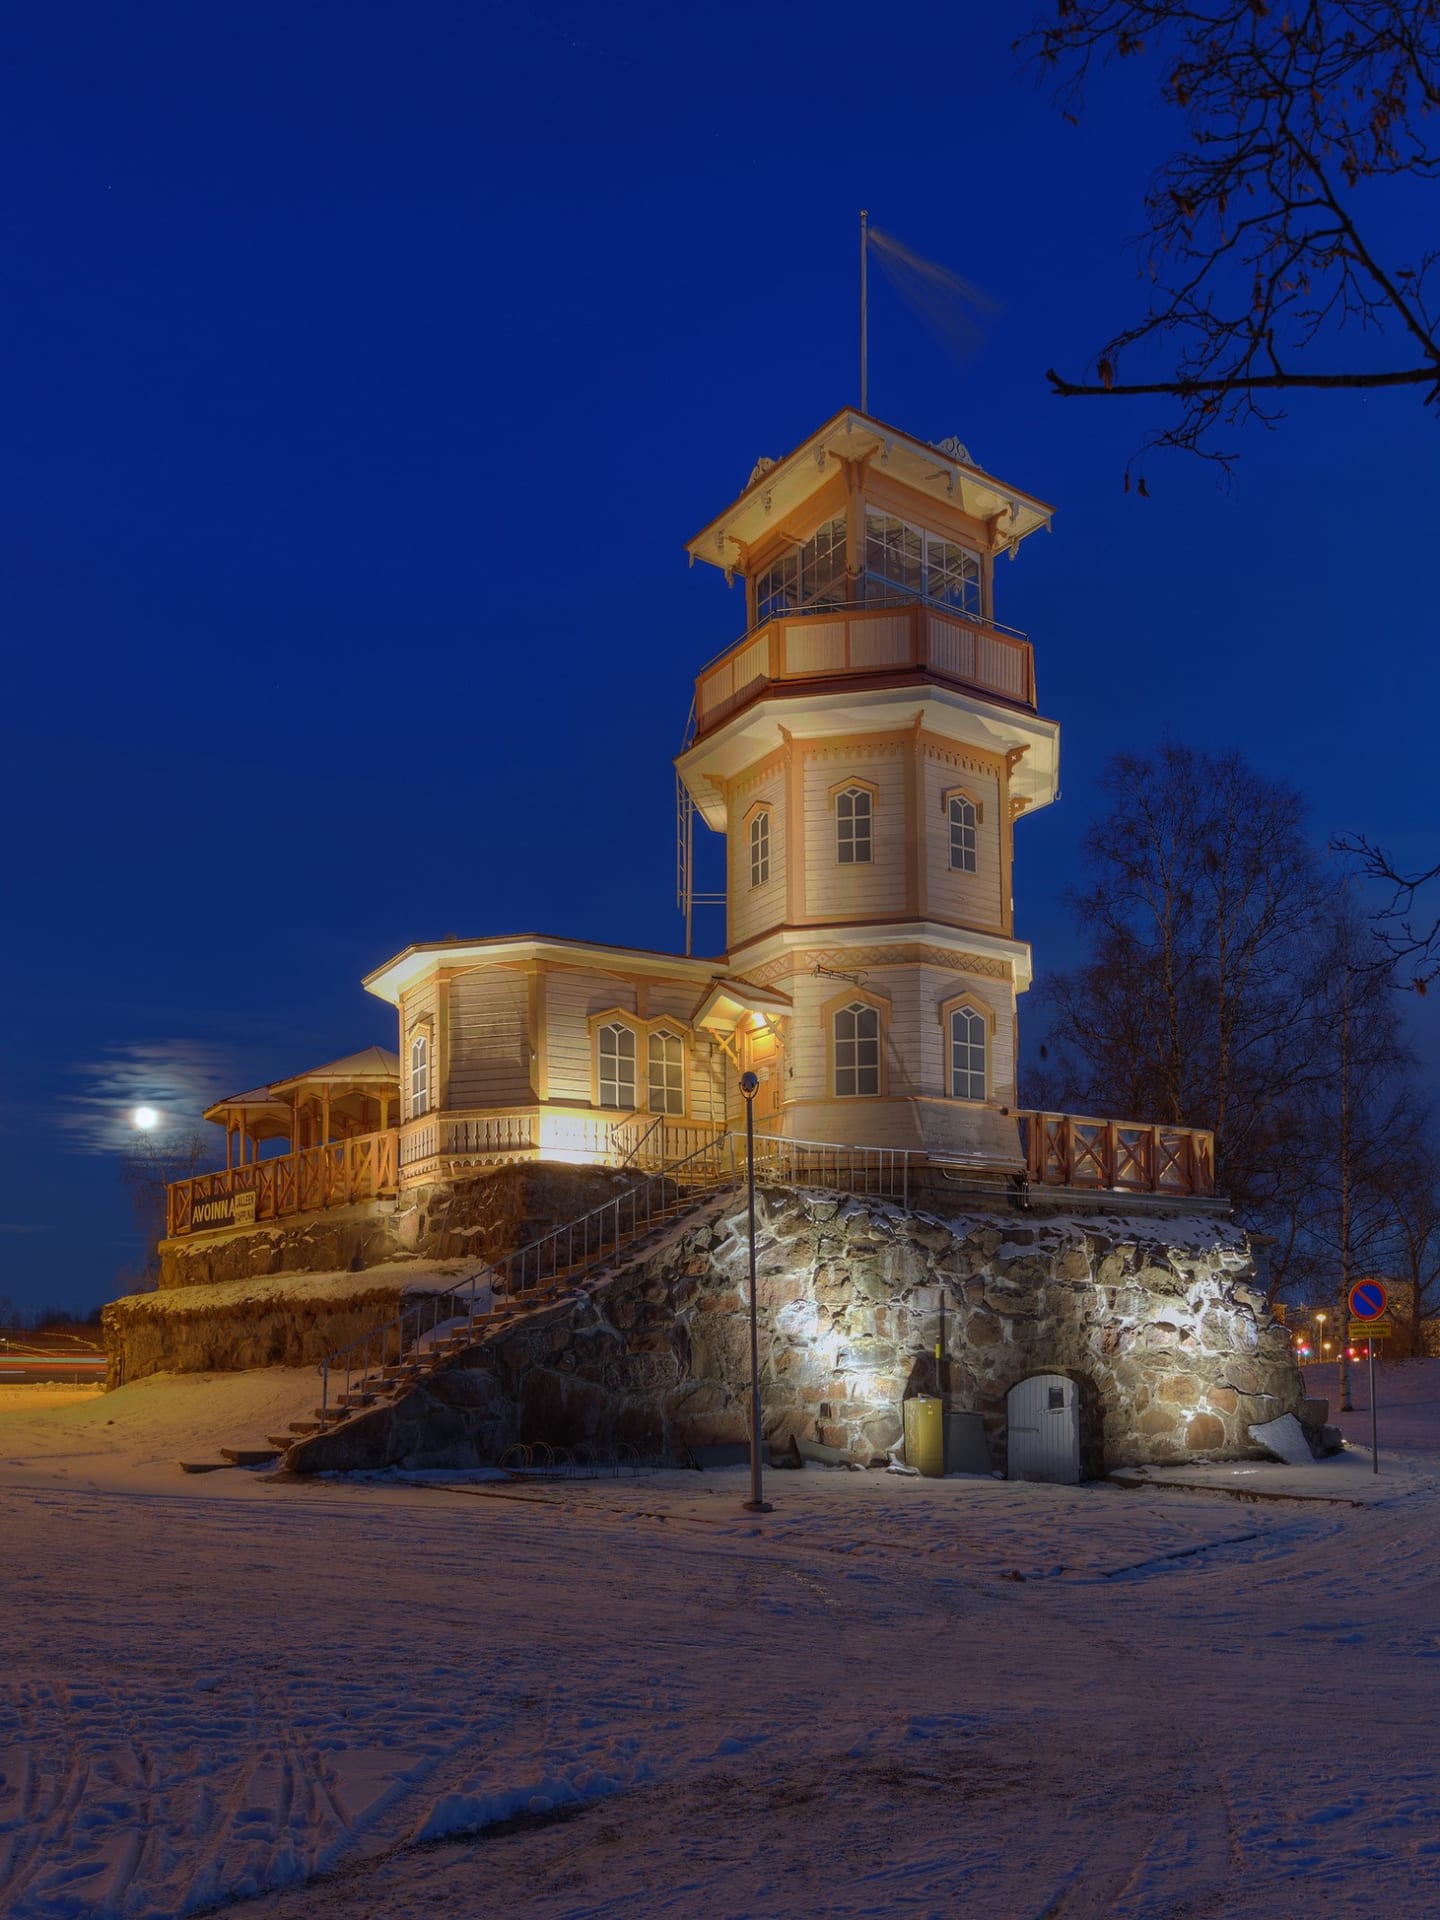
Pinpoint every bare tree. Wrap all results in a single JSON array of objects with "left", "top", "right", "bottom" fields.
[
  {"left": 1021, "top": 2, "right": 1440, "bottom": 472},
  {"left": 1331, "top": 830, "right": 1440, "bottom": 989},
  {"left": 119, "top": 1130, "right": 209, "bottom": 1290},
  {"left": 1372, "top": 1133, "right": 1440, "bottom": 1352},
  {"left": 1032, "top": 742, "right": 1331, "bottom": 1210}
]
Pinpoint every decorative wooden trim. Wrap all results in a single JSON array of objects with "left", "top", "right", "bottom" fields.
[
  {"left": 907, "top": 712, "right": 925, "bottom": 920},
  {"left": 404, "top": 1014, "right": 435, "bottom": 1120},
  {"left": 826, "top": 774, "right": 881, "bottom": 805},
  {"left": 939, "top": 782, "right": 985, "bottom": 824},
  {"left": 782, "top": 728, "right": 804, "bottom": 926},
  {"left": 730, "top": 744, "right": 787, "bottom": 797},
  {"left": 434, "top": 975, "right": 452, "bottom": 1112},
  {"left": 744, "top": 943, "right": 1014, "bottom": 985},
  {"left": 741, "top": 797, "right": 775, "bottom": 828},
  {"left": 530, "top": 960, "right": 549, "bottom": 1101},
  {"left": 920, "top": 731, "right": 1009, "bottom": 776},
  {"left": 803, "top": 730, "right": 908, "bottom": 763},
  {"left": 728, "top": 920, "right": 1023, "bottom": 963}
]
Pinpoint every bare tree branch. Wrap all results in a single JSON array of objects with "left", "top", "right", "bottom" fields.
[{"left": 1020, "top": 2, "right": 1440, "bottom": 470}]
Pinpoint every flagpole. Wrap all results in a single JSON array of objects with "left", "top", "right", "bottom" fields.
[{"left": 859, "top": 208, "right": 868, "bottom": 412}]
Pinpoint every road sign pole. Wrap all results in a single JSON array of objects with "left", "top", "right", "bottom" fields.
[{"left": 1369, "top": 1336, "right": 1378, "bottom": 1475}]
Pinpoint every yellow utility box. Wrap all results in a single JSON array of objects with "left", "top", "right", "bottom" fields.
[{"left": 903, "top": 1395, "right": 944, "bottom": 1477}]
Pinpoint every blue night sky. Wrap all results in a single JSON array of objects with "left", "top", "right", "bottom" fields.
[{"left": 2, "top": 2, "right": 1435, "bottom": 1313}]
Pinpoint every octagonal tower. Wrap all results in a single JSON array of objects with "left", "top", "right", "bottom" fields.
[{"left": 678, "top": 408, "right": 1060, "bottom": 1173}]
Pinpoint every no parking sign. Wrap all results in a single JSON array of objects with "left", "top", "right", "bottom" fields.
[{"left": 1346, "top": 1280, "right": 1387, "bottom": 1475}]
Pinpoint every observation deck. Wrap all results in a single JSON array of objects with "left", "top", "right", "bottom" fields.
[{"left": 693, "top": 597, "right": 1036, "bottom": 741}]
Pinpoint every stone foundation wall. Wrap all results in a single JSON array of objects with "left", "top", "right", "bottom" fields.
[
  {"left": 290, "top": 1187, "right": 1305, "bottom": 1475},
  {"left": 103, "top": 1275, "right": 465, "bottom": 1385},
  {"left": 157, "top": 1163, "right": 640, "bottom": 1292}
]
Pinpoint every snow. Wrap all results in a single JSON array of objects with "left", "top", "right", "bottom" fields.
[
  {"left": 119, "top": 1259, "right": 484, "bottom": 1319},
  {"left": 4, "top": 1364, "right": 1440, "bottom": 1916}
]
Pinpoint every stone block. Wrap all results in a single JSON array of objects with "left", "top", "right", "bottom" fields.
[
  {"left": 1158, "top": 1373, "right": 1202, "bottom": 1404},
  {"left": 1185, "top": 1413, "right": 1226, "bottom": 1452}
]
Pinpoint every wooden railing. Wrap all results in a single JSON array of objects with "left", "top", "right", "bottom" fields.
[
  {"left": 694, "top": 600, "right": 1036, "bottom": 736},
  {"left": 1015, "top": 1111, "right": 1216, "bottom": 1198},
  {"left": 167, "top": 1128, "right": 400, "bottom": 1237},
  {"left": 398, "top": 1107, "right": 726, "bottom": 1186}
]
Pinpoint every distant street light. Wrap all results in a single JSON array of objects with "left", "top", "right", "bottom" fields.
[
  {"left": 738, "top": 1070, "right": 772, "bottom": 1516},
  {"left": 132, "top": 1106, "right": 160, "bottom": 1131}
]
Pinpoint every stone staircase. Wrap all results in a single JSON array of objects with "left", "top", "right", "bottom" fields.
[{"left": 181, "top": 1131, "right": 915, "bottom": 1474}]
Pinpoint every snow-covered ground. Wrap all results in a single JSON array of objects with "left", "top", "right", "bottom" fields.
[{"left": 4, "top": 1365, "right": 1440, "bottom": 1918}]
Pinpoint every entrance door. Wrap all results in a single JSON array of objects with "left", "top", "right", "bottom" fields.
[
  {"left": 1006, "top": 1374, "right": 1081, "bottom": 1485},
  {"left": 742, "top": 1020, "right": 785, "bottom": 1128}
]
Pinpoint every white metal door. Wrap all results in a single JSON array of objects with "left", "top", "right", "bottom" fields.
[{"left": 1006, "top": 1374, "right": 1081, "bottom": 1485}]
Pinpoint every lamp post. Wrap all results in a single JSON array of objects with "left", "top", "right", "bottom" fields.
[
  {"left": 738, "top": 1070, "right": 772, "bottom": 1515},
  {"left": 1314, "top": 1311, "right": 1326, "bottom": 1369}
]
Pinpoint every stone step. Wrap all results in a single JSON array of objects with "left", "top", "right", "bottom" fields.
[
  {"left": 179, "top": 1460, "right": 233, "bottom": 1475},
  {"left": 288, "top": 1420, "right": 321, "bottom": 1435},
  {"left": 219, "top": 1447, "right": 282, "bottom": 1467}
]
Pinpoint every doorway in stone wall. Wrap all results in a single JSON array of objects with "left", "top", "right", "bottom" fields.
[{"left": 1006, "top": 1374, "right": 1081, "bottom": 1485}]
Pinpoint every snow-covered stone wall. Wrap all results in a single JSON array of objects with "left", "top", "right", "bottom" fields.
[{"left": 290, "top": 1186, "right": 1305, "bottom": 1475}]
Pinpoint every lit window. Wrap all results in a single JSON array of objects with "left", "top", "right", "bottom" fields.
[
  {"left": 749, "top": 810, "right": 770, "bottom": 888},
  {"left": 648, "top": 1030, "right": 684, "bottom": 1115},
  {"left": 598, "top": 1022, "right": 637, "bottom": 1109},
  {"left": 949, "top": 794, "right": 977, "bottom": 873},
  {"left": 865, "top": 511, "right": 980, "bottom": 619},
  {"left": 950, "top": 1007, "right": 986, "bottom": 1101},
  {"left": 755, "top": 517, "right": 848, "bottom": 623},
  {"left": 836, "top": 786, "right": 872, "bottom": 864},
  {"left": 834, "top": 1002, "right": 881, "bottom": 1097},
  {"left": 409, "top": 1033, "right": 429, "bottom": 1116}
]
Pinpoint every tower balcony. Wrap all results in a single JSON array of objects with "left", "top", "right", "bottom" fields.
[{"left": 693, "top": 597, "right": 1035, "bottom": 740}]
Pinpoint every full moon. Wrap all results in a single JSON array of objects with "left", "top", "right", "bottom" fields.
[{"left": 132, "top": 1106, "right": 160, "bottom": 1131}]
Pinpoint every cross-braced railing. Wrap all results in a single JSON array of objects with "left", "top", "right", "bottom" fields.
[{"left": 313, "top": 1130, "right": 916, "bottom": 1433}]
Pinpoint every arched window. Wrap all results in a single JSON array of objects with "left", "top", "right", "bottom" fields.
[
  {"left": 409, "top": 1033, "right": 430, "bottom": 1116},
  {"left": 598, "top": 1021, "right": 637, "bottom": 1109},
  {"left": 834, "top": 1002, "right": 881, "bottom": 1097},
  {"left": 749, "top": 810, "right": 770, "bottom": 887},
  {"left": 948, "top": 794, "right": 977, "bottom": 873},
  {"left": 835, "top": 787, "right": 873, "bottom": 865},
  {"left": 648, "top": 1030, "right": 684, "bottom": 1115},
  {"left": 949, "top": 1006, "right": 987, "bottom": 1102}
]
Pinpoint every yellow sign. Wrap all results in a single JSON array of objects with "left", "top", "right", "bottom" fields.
[{"left": 1349, "top": 1318, "right": 1393, "bottom": 1339}]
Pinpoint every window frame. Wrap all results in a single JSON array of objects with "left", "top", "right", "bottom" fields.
[
  {"left": 830, "top": 779, "right": 877, "bottom": 866},
  {"left": 821, "top": 986, "right": 889, "bottom": 1100},
  {"left": 408, "top": 1028, "right": 431, "bottom": 1118},
  {"left": 595, "top": 1018, "right": 639, "bottom": 1111},
  {"left": 646, "top": 1024, "right": 686, "bottom": 1117},
  {"left": 754, "top": 515, "right": 848, "bottom": 624},
  {"left": 939, "top": 991, "right": 993, "bottom": 1104},
  {"left": 747, "top": 805, "right": 772, "bottom": 889},
  {"left": 943, "top": 786, "right": 982, "bottom": 875},
  {"left": 864, "top": 509, "right": 982, "bottom": 621}
]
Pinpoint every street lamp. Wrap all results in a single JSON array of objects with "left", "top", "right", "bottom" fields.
[
  {"left": 738, "top": 1070, "right": 772, "bottom": 1515},
  {"left": 1314, "top": 1312, "right": 1327, "bottom": 1368}
]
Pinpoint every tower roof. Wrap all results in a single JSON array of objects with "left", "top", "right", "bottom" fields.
[{"left": 686, "top": 408, "right": 1054, "bottom": 576}]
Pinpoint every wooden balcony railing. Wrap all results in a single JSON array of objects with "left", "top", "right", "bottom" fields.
[
  {"left": 397, "top": 1107, "right": 726, "bottom": 1186},
  {"left": 167, "top": 1128, "right": 400, "bottom": 1237},
  {"left": 694, "top": 600, "right": 1036, "bottom": 736},
  {"left": 1015, "top": 1111, "right": 1216, "bottom": 1198}
]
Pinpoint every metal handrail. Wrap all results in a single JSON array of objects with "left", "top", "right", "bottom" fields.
[{"left": 313, "top": 1129, "right": 917, "bottom": 1434}]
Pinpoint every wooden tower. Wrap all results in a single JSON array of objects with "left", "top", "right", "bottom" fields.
[{"left": 677, "top": 409, "right": 1059, "bottom": 1170}]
